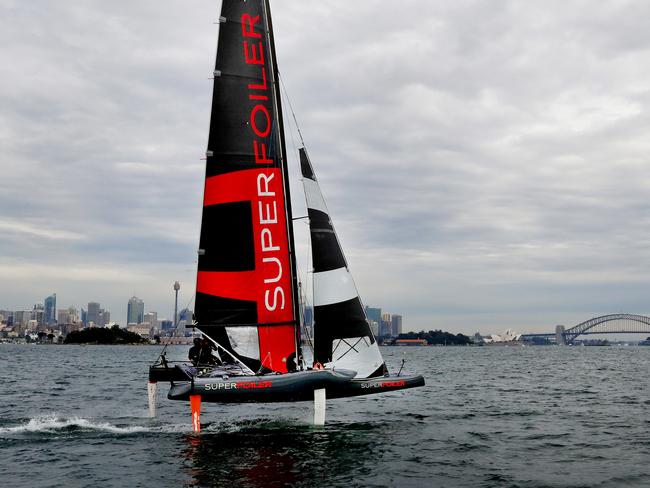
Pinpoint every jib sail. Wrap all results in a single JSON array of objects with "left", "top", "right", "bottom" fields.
[
  {"left": 194, "top": 0, "right": 298, "bottom": 373},
  {"left": 300, "top": 148, "right": 386, "bottom": 378}
]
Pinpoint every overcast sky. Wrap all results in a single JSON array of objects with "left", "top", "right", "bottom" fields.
[{"left": 1, "top": 0, "right": 650, "bottom": 334}]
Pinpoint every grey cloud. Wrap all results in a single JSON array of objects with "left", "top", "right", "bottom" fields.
[{"left": 1, "top": 0, "right": 649, "bottom": 332}]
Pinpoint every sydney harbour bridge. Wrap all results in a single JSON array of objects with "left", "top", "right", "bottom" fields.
[{"left": 522, "top": 314, "right": 650, "bottom": 344}]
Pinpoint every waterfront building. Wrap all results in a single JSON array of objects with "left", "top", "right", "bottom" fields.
[
  {"left": 160, "top": 319, "right": 173, "bottom": 330},
  {"left": 394, "top": 338, "right": 427, "bottom": 346},
  {"left": 57, "top": 309, "right": 72, "bottom": 325},
  {"left": 31, "top": 304, "right": 45, "bottom": 329},
  {"left": 0, "top": 310, "right": 11, "bottom": 325},
  {"left": 87, "top": 302, "right": 101, "bottom": 326},
  {"left": 380, "top": 313, "right": 392, "bottom": 337},
  {"left": 369, "top": 320, "right": 379, "bottom": 336},
  {"left": 482, "top": 329, "right": 523, "bottom": 344},
  {"left": 99, "top": 310, "right": 110, "bottom": 327},
  {"left": 127, "top": 296, "right": 144, "bottom": 324},
  {"left": 365, "top": 307, "right": 382, "bottom": 327},
  {"left": 44, "top": 293, "right": 56, "bottom": 325},
  {"left": 177, "top": 308, "right": 193, "bottom": 327},
  {"left": 127, "top": 323, "right": 152, "bottom": 338},
  {"left": 144, "top": 312, "right": 158, "bottom": 328},
  {"left": 14, "top": 310, "right": 30, "bottom": 326},
  {"left": 391, "top": 314, "right": 403, "bottom": 337}
]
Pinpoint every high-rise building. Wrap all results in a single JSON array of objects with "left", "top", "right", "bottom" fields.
[
  {"left": 365, "top": 306, "right": 382, "bottom": 325},
  {"left": 44, "top": 293, "right": 56, "bottom": 325},
  {"left": 87, "top": 302, "right": 101, "bottom": 326},
  {"left": 178, "top": 308, "right": 193, "bottom": 327},
  {"left": 303, "top": 306, "right": 313, "bottom": 326},
  {"left": 80, "top": 308, "right": 87, "bottom": 326},
  {"left": 99, "top": 310, "right": 111, "bottom": 327},
  {"left": 391, "top": 314, "right": 403, "bottom": 337},
  {"left": 160, "top": 319, "right": 173, "bottom": 330},
  {"left": 365, "top": 306, "right": 382, "bottom": 337},
  {"left": 144, "top": 311, "right": 158, "bottom": 328},
  {"left": 380, "top": 313, "right": 392, "bottom": 337},
  {"left": 58, "top": 307, "right": 79, "bottom": 326},
  {"left": 58, "top": 309, "right": 71, "bottom": 325},
  {"left": 127, "top": 296, "right": 144, "bottom": 324},
  {"left": 14, "top": 310, "right": 30, "bottom": 326},
  {"left": 32, "top": 304, "right": 45, "bottom": 329}
]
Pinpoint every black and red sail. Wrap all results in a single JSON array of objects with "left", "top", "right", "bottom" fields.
[{"left": 194, "top": 0, "right": 297, "bottom": 373}]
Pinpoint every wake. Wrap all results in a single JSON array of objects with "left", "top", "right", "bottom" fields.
[{"left": 0, "top": 415, "right": 188, "bottom": 435}]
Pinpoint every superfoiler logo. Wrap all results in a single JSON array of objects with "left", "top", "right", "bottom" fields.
[{"left": 241, "top": 12, "right": 289, "bottom": 317}]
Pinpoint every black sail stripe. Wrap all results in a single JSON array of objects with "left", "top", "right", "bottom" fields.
[
  {"left": 198, "top": 202, "right": 255, "bottom": 272},
  {"left": 308, "top": 209, "right": 347, "bottom": 272},
  {"left": 312, "top": 297, "right": 374, "bottom": 364},
  {"left": 300, "top": 148, "right": 316, "bottom": 180}
]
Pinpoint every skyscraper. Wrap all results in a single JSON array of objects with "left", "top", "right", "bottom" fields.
[
  {"left": 365, "top": 306, "right": 382, "bottom": 336},
  {"left": 391, "top": 314, "right": 403, "bottom": 337},
  {"left": 127, "top": 296, "right": 144, "bottom": 324},
  {"left": 100, "top": 310, "right": 111, "bottom": 327},
  {"left": 44, "top": 293, "right": 56, "bottom": 325},
  {"left": 144, "top": 311, "right": 158, "bottom": 329},
  {"left": 381, "top": 313, "right": 392, "bottom": 337},
  {"left": 58, "top": 307, "right": 78, "bottom": 325},
  {"left": 87, "top": 302, "right": 101, "bottom": 326}
]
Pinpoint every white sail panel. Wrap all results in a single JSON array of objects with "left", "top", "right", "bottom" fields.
[
  {"left": 302, "top": 178, "right": 328, "bottom": 214},
  {"left": 226, "top": 326, "right": 260, "bottom": 360},
  {"left": 326, "top": 337, "right": 384, "bottom": 378},
  {"left": 313, "top": 267, "right": 359, "bottom": 307}
]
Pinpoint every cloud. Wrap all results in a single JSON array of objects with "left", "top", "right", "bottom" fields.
[{"left": 1, "top": 0, "right": 650, "bottom": 333}]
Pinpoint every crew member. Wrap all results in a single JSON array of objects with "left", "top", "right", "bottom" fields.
[
  {"left": 197, "top": 337, "right": 221, "bottom": 366},
  {"left": 188, "top": 337, "right": 201, "bottom": 366}
]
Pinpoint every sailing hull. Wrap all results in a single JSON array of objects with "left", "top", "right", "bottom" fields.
[
  {"left": 167, "top": 369, "right": 356, "bottom": 403},
  {"left": 150, "top": 364, "right": 424, "bottom": 403},
  {"left": 327, "top": 374, "right": 425, "bottom": 399}
]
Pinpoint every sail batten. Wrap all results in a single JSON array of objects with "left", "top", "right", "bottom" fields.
[{"left": 299, "top": 148, "right": 386, "bottom": 378}]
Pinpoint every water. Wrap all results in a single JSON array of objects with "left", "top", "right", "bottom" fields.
[{"left": 1, "top": 344, "right": 649, "bottom": 487}]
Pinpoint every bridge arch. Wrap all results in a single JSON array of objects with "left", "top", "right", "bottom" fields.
[{"left": 563, "top": 314, "right": 650, "bottom": 342}]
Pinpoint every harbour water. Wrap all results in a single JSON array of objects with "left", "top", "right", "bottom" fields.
[{"left": 1, "top": 344, "right": 648, "bottom": 487}]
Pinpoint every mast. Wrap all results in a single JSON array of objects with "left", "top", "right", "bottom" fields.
[{"left": 263, "top": 0, "right": 302, "bottom": 363}]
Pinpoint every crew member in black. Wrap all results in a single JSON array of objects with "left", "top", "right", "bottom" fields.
[
  {"left": 286, "top": 351, "right": 297, "bottom": 372},
  {"left": 197, "top": 337, "right": 221, "bottom": 366},
  {"left": 188, "top": 338, "right": 201, "bottom": 366}
]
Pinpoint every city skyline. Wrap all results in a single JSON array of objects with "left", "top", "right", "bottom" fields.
[{"left": 2, "top": 2, "right": 650, "bottom": 334}]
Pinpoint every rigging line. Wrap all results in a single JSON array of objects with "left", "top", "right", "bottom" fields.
[
  {"left": 340, "top": 337, "right": 360, "bottom": 353},
  {"left": 298, "top": 282, "right": 314, "bottom": 361},
  {"left": 279, "top": 72, "right": 305, "bottom": 147},
  {"left": 334, "top": 338, "right": 365, "bottom": 362}
]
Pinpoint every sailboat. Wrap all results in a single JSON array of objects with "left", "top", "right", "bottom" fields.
[{"left": 148, "top": 0, "right": 424, "bottom": 431}]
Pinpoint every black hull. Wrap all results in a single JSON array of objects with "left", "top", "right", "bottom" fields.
[{"left": 150, "top": 364, "right": 424, "bottom": 403}]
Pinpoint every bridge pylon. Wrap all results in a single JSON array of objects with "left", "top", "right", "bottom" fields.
[{"left": 556, "top": 325, "right": 566, "bottom": 345}]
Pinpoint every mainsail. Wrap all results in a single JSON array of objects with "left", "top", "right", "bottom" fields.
[
  {"left": 194, "top": 0, "right": 298, "bottom": 373},
  {"left": 300, "top": 148, "right": 386, "bottom": 378}
]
